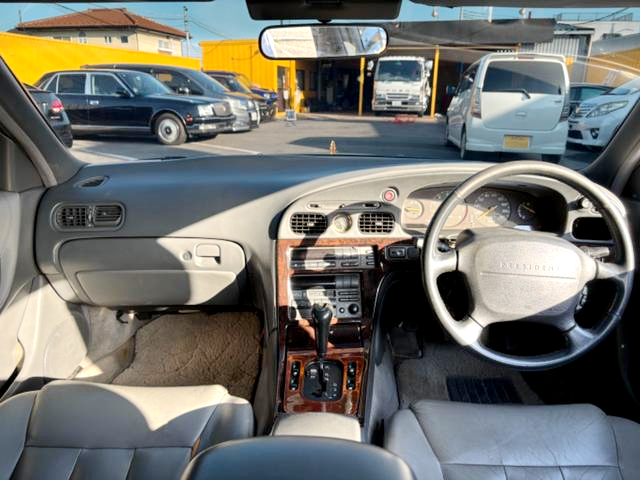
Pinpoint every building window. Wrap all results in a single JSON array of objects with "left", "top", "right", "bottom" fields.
[
  {"left": 78, "top": 31, "right": 87, "bottom": 44},
  {"left": 158, "top": 39, "right": 173, "bottom": 53},
  {"left": 53, "top": 36, "right": 71, "bottom": 42},
  {"left": 296, "top": 69, "right": 305, "bottom": 90},
  {"left": 104, "top": 35, "right": 112, "bottom": 44},
  {"left": 120, "top": 35, "right": 129, "bottom": 44}
]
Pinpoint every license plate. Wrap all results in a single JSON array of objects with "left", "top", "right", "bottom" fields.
[
  {"left": 391, "top": 101, "right": 402, "bottom": 107},
  {"left": 504, "top": 135, "right": 530, "bottom": 149},
  {"left": 250, "top": 112, "right": 258, "bottom": 121}
]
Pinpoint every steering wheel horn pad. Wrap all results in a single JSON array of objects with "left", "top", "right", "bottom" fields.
[{"left": 456, "top": 229, "right": 595, "bottom": 329}]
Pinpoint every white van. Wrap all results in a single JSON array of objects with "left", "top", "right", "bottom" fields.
[
  {"left": 446, "top": 53, "right": 570, "bottom": 162},
  {"left": 372, "top": 56, "right": 432, "bottom": 116}
]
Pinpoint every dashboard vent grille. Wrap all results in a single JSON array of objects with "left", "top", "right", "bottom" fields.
[
  {"left": 55, "top": 204, "right": 124, "bottom": 229},
  {"left": 56, "top": 206, "right": 89, "bottom": 228},
  {"left": 290, "top": 213, "right": 328, "bottom": 235},
  {"left": 359, "top": 212, "right": 395, "bottom": 234},
  {"left": 94, "top": 204, "right": 123, "bottom": 226}
]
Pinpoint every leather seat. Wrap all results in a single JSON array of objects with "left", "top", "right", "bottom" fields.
[
  {"left": 385, "top": 400, "right": 640, "bottom": 480},
  {"left": 0, "top": 380, "right": 253, "bottom": 480}
]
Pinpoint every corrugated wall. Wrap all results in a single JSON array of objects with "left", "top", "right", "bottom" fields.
[
  {"left": 0, "top": 32, "right": 200, "bottom": 85},
  {"left": 200, "top": 39, "right": 292, "bottom": 91}
]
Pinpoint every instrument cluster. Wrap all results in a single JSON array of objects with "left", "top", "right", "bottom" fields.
[{"left": 401, "top": 187, "right": 558, "bottom": 231}]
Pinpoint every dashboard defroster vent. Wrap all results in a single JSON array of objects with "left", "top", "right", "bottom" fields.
[
  {"left": 290, "top": 213, "right": 328, "bottom": 235},
  {"left": 359, "top": 212, "right": 395, "bottom": 234}
]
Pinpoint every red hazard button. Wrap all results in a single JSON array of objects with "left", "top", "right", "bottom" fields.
[{"left": 383, "top": 188, "right": 397, "bottom": 202}]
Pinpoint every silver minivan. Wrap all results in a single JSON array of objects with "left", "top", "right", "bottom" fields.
[{"left": 446, "top": 53, "right": 570, "bottom": 162}]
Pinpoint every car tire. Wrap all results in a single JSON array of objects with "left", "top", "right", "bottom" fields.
[
  {"left": 154, "top": 113, "right": 187, "bottom": 146},
  {"left": 541, "top": 154, "right": 563, "bottom": 164},
  {"left": 460, "top": 129, "right": 474, "bottom": 160}
]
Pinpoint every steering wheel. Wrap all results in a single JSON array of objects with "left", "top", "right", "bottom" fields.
[{"left": 423, "top": 161, "right": 635, "bottom": 370}]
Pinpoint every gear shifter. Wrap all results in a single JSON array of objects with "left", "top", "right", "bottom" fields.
[
  {"left": 311, "top": 303, "right": 333, "bottom": 358},
  {"left": 302, "top": 304, "right": 343, "bottom": 401}
]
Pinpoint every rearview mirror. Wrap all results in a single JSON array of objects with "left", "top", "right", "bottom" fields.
[{"left": 259, "top": 24, "right": 388, "bottom": 60}]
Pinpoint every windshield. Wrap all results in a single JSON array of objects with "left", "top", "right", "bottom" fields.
[
  {"left": 607, "top": 77, "right": 640, "bottom": 96},
  {"left": 190, "top": 70, "right": 230, "bottom": 94},
  {"left": 6, "top": 2, "right": 640, "bottom": 168},
  {"left": 377, "top": 60, "right": 422, "bottom": 82},
  {"left": 118, "top": 71, "right": 172, "bottom": 96},
  {"left": 215, "top": 75, "right": 253, "bottom": 94}
]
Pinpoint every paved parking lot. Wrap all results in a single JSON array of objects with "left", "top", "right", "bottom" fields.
[{"left": 72, "top": 113, "right": 596, "bottom": 169}]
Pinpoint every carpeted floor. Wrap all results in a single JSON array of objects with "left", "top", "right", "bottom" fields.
[
  {"left": 112, "top": 311, "right": 261, "bottom": 400},
  {"left": 396, "top": 343, "right": 542, "bottom": 408}
]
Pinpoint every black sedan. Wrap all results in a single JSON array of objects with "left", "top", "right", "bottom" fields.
[
  {"left": 25, "top": 84, "right": 73, "bottom": 147},
  {"left": 35, "top": 69, "right": 235, "bottom": 145}
]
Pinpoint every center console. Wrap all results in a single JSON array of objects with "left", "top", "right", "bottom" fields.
[{"left": 276, "top": 239, "right": 401, "bottom": 418}]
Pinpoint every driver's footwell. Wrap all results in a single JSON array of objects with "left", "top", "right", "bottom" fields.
[
  {"left": 396, "top": 343, "right": 542, "bottom": 408},
  {"left": 111, "top": 311, "right": 261, "bottom": 400}
]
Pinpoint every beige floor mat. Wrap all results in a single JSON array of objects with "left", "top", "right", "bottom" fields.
[{"left": 112, "top": 311, "right": 261, "bottom": 400}]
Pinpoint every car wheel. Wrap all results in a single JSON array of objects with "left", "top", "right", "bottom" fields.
[
  {"left": 154, "top": 113, "right": 187, "bottom": 145},
  {"left": 541, "top": 154, "right": 563, "bottom": 164}
]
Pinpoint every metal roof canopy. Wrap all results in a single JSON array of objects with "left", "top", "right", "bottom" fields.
[
  {"left": 386, "top": 19, "right": 556, "bottom": 47},
  {"left": 411, "top": 0, "right": 640, "bottom": 6}
]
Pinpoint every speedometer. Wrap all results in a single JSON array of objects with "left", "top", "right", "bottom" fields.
[{"left": 473, "top": 191, "right": 511, "bottom": 227}]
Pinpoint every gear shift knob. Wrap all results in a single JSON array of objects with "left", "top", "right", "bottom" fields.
[{"left": 311, "top": 303, "right": 333, "bottom": 358}]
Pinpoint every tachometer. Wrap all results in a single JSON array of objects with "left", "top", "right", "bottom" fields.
[
  {"left": 433, "top": 190, "right": 467, "bottom": 228},
  {"left": 473, "top": 191, "right": 511, "bottom": 226}
]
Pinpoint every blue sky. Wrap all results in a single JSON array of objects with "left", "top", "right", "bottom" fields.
[{"left": 3, "top": 2, "right": 638, "bottom": 56}]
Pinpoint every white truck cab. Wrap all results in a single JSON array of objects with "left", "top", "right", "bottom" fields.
[{"left": 372, "top": 56, "right": 433, "bottom": 116}]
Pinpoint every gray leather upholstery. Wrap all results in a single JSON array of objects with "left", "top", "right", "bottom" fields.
[
  {"left": 385, "top": 400, "right": 640, "bottom": 480},
  {"left": 271, "top": 412, "right": 362, "bottom": 441},
  {"left": 182, "top": 436, "right": 416, "bottom": 480},
  {"left": 0, "top": 380, "right": 253, "bottom": 480}
]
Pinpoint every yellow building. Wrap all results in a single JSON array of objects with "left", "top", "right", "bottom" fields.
[{"left": 201, "top": 39, "right": 318, "bottom": 112}]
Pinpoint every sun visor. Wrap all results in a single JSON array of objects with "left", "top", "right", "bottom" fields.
[{"left": 246, "top": 0, "right": 402, "bottom": 20}]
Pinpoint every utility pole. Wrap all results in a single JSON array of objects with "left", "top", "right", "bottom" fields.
[
  {"left": 183, "top": 6, "right": 191, "bottom": 57},
  {"left": 18, "top": 9, "right": 22, "bottom": 24}
]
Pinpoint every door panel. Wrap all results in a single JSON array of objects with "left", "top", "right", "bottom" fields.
[
  {"left": 55, "top": 73, "right": 89, "bottom": 124},
  {"left": 88, "top": 74, "right": 135, "bottom": 127}
]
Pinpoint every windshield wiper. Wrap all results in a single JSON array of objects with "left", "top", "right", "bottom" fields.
[{"left": 501, "top": 88, "right": 531, "bottom": 99}]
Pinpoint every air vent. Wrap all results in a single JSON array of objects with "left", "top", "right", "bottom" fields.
[
  {"left": 54, "top": 204, "right": 124, "bottom": 230},
  {"left": 359, "top": 212, "right": 395, "bottom": 234},
  {"left": 290, "top": 213, "right": 328, "bottom": 235},
  {"left": 77, "top": 176, "right": 107, "bottom": 188},
  {"left": 55, "top": 206, "right": 89, "bottom": 228},
  {"left": 94, "top": 204, "right": 123, "bottom": 226}
]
